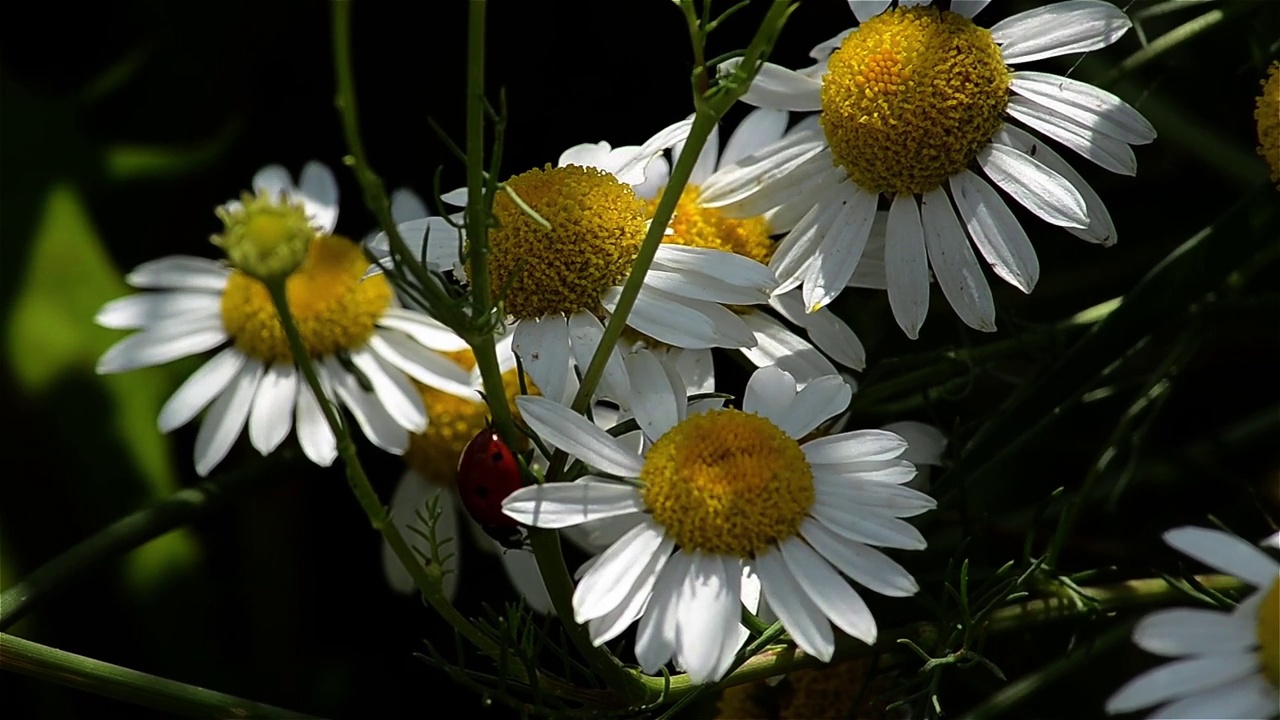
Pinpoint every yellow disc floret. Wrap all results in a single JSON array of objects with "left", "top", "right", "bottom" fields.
[
  {"left": 640, "top": 408, "right": 813, "bottom": 556},
  {"left": 485, "top": 165, "right": 646, "bottom": 320},
  {"left": 220, "top": 234, "right": 392, "bottom": 364},
  {"left": 1256, "top": 62, "right": 1280, "bottom": 187},
  {"left": 654, "top": 186, "right": 775, "bottom": 265},
  {"left": 212, "top": 191, "right": 315, "bottom": 282},
  {"left": 1259, "top": 578, "right": 1279, "bottom": 689},
  {"left": 821, "top": 6, "right": 1010, "bottom": 195}
]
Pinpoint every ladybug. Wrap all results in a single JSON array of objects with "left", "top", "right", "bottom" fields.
[{"left": 457, "top": 428, "right": 526, "bottom": 550}]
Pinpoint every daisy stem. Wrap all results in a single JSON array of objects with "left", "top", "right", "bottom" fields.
[{"left": 263, "top": 281, "right": 497, "bottom": 657}]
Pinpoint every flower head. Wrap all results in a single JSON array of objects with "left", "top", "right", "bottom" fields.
[{"left": 1257, "top": 62, "right": 1280, "bottom": 186}]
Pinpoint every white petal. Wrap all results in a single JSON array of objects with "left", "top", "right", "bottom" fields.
[
  {"left": 1163, "top": 526, "right": 1280, "bottom": 589},
  {"left": 384, "top": 475, "right": 458, "bottom": 598},
  {"left": 978, "top": 141, "right": 1090, "bottom": 227},
  {"left": 635, "top": 551, "right": 693, "bottom": 674},
  {"left": 672, "top": 119, "right": 718, "bottom": 188},
  {"left": 744, "top": 366, "right": 797, "bottom": 426},
  {"left": 739, "top": 311, "right": 839, "bottom": 387},
  {"left": 667, "top": 347, "right": 715, "bottom": 396},
  {"left": 1131, "top": 608, "right": 1256, "bottom": 658},
  {"left": 251, "top": 165, "right": 292, "bottom": 201},
  {"left": 720, "top": 108, "right": 790, "bottom": 168},
  {"left": 755, "top": 546, "right": 834, "bottom": 661},
  {"left": 949, "top": 169, "right": 1039, "bottom": 293},
  {"left": 819, "top": 461, "right": 918, "bottom": 485},
  {"left": 559, "top": 141, "right": 614, "bottom": 170},
  {"left": 803, "top": 430, "right": 907, "bottom": 465},
  {"left": 298, "top": 161, "right": 339, "bottom": 234},
  {"left": 513, "top": 315, "right": 571, "bottom": 407},
  {"left": 697, "top": 130, "right": 828, "bottom": 209},
  {"left": 769, "top": 191, "right": 845, "bottom": 295},
  {"left": 1011, "top": 72, "right": 1155, "bottom": 145},
  {"left": 294, "top": 366, "right": 337, "bottom": 466},
  {"left": 884, "top": 193, "right": 930, "bottom": 339},
  {"left": 587, "top": 540, "right": 672, "bottom": 644},
  {"left": 1005, "top": 98, "right": 1138, "bottom": 176},
  {"left": 674, "top": 553, "right": 743, "bottom": 683},
  {"left": 726, "top": 59, "right": 823, "bottom": 112},
  {"left": 125, "top": 256, "right": 229, "bottom": 291},
  {"left": 376, "top": 308, "right": 470, "bottom": 352},
  {"left": 992, "top": 0, "right": 1132, "bottom": 64},
  {"left": 815, "top": 476, "right": 936, "bottom": 517},
  {"left": 247, "top": 363, "right": 297, "bottom": 455},
  {"left": 390, "top": 188, "right": 429, "bottom": 224},
  {"left": 568, "top": 311, "right": 632, "bottom": 405},
  {"left": 848, "top": 0, "right": 891, "bottom": 23},
  {"left": 95, "top": 291, "right": 222, "bottom": 330},
  {"left": 326, "top": 356, "right": 409, "bottom": 455},
  {"left": 349, "top": 348, "right": 427, "bottom": 433},
  {"left": 503, "top": 478, "right": 644, "bottom": 529},
  {"left": 777, "top": 375, "right": 851, "bottom": 439},
  {"left": 800, "top": 520, "right": 919, "bottom": 597},
  {"left": 652, "top": 244, "right": 777, "bottom": 295},
  {"left": 516, "top": 396, "right": 645, "bottom": 476},
  {"left": 950, "top": 0, "right": 990, "bottom": 19},
  {"left": 574, "top": 519, "right": 671, "bottom": 623},
  {"left": 624, "top": 349, "right": 684, "bottom": 440},
  {"left": 610, "top": 286, "right": 756, "bottom": 350},
  {"left": 611, "top": 118, "right": 695, "bottom": 187},
  {"left": 368, "top": 330, "right": 475, "bottom": 398},
  {"left": 879, "top": 421, "right": 947, "bottom": 467},
  {"left": 1148, "top": 673, "right": 1280, "bottom": 720},
  {"left": 921, "top": 187, "right": 996, "bottom": 333},
  {"left": 803, "top": 185, "right": 878, "bottom": 311},
  {"left": 769, "top": 292, "right": 866, "bottom": 370},
  {"left": 812, "top": 504, "right": 928, "bottom": 550},
  {"left": 157, "top": 347, "right": 247, "bottom": 433},
  {"left": 779, "top": 537, "right": 877, "bottom": 645},
  {"left": 193, "top": 359, "right": 264, "bottom": 476},
  {"left": 993, "top": 124, "right": 1116, "bottom": 245},
  {"left": 1104, "top": 654, "right": 1259, "bottom": 714},
  {"left": 96, "top": 316, "right": 227, "bottom": 373}
]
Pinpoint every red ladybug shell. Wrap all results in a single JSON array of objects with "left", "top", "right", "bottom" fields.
[{"left": 457, "top": 429, "right": 524, "bottom": 549}]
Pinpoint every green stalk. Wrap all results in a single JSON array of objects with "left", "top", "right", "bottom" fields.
[
  {"left": 0, "top": 459, "right": 274, "bottom": 632},
  {"left": 0, "top": 633, "right": 313, "bottom": 718},
  {"left": 263, "top": 281, "right": 495, "bottom": 655}
]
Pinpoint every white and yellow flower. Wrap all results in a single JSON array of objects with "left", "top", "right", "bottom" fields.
[
  {"left": 1106, "top": 526, "right": 1279, "bottom": 719},
  {"left": 96, "top": 162, "right": 477, "bottom": 475},
  {"left": 705, "top": 0, "right": 1155, "bottom": 338},
  {"left": 502, "top": 360, "right": 935, "bottom": 683}
]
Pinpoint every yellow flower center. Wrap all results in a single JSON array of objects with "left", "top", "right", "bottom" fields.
[
  {"left": 404, "top": 350, "right": 534, "bottom": 486},
  {"left": 211, "top": 191, "right": 315, "bottom": 282},
  {"left": 653, "top": 185, "right": 775, "bottom": 265},
  {"left": 821, "top": 6, "right": 1011, "bottom": 195},
  {"left": 485, "top": 164, "right": 646, "bottom": 320},
  {"left": 640, "top": 409, "right": 813, "bottom": 556},
  {"left": 220, "top": 234, "right": 392, "bottom": 364},
  {"left": 1256, "top": 62, "right": 1280, "bottom": 187},
  {"left": 1259, "top": 578, "right": 1279, "bottom": 689}
]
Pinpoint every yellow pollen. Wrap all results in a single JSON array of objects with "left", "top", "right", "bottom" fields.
[
  {"left": 1259, "top": 579, "right": 1279, "bottom": 689},
  {"left": 404, "top": 350, "right": 535, "bottom": 485},
  {"left": 220, "top": 234, "right": 392, "bottom": 364},
  {"left": 652, "top": 185, "right": 775, "bottom": 266},
  {"left": 1256, "top": 62, "right": 1280, "bottom": 187},
  {"left": 821, "top": 6, "right": 1011, "bottom": 195},
  {"left": 484, "top": 164, "right": 646, "bottom": 319},
  {"left": 640, "top": 409, "right": 813, "bottom": 557}
]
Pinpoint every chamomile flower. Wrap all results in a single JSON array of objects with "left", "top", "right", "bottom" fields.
[
  {"left": 382, "top": 337, "right": 552, "bottom": 614},
  {"left": 372, "top": 119, "right": 780, "bottom": 408},
  {"left": 95, "top": 162, "right": 478, "bottom": 475},
  {"left": 1106, "top": 526, "right": 1279, "bottom": 719},
  {"left": 706, "top": 0, "right": 1156, "bottom": 338},
  {"left": 641, "top": 108, "right": 870, "bottom": 386},
  {"left": 502, "top": 360, "right": 936, "bottom": 683},
  {"left": 1257, "top": 62, "right": 1280, "bottom": 186}
]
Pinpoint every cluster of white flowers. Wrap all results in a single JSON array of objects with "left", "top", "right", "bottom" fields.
[{"left": 90, "top": 1, "right": 1278, "bottom": 716}]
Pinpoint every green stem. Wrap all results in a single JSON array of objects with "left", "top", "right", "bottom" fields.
[
  {"left": 0, "top": 459, "right": 275, "bottom": 632},
  {"left": 330, "top": 0, "right": 463, "bottom": 330},
  {"left": 0, "top": 633, "right": 314, "bottom": 718},
  {"left": 263, "top": 281, "right": 495, "bottom": 655}
]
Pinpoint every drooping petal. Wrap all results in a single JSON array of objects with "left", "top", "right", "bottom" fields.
[
  {"left": 755, "top": 546, "right": 835, "bottom": 661},
  {"left": 1104, "top": 654, "right": 1259, "bottom": 714},
  {"left": 674, "top": 553, "right": 744, "bottom": 683},
  {"left": 811, "top": 503, "right": 928, "bottom": 550},
  {"left": 744, "top": 365, "right": 798, "bottom": 426},
  {"left": 298, "top": 161, "right": 339, "bottom": 234},
  {"left": 777, "top": 375, "right": 852, "bottom": 439},
  {"left": 977, "top": 142, "right": 1090, "bottom": 227},
  {"left": 587, "top": 540, "right": 672, "bottom": 644},
  {"left": 921, "top": 187, "right": 996, "bottom": 333},
  {"left": 516, "top": 396, "right": 645, "bottom": 476},
  {"left": 723, "top": 59, "right": 824, "bottom": 112},
  {"left": 884, "top": 193, "right": 930, "bottom": 339},
  {"left": 513, "top": 315, "right": 571, "bottom": 406},
  {"left": 503, "top": 479, "right": 646, "bottom": 529},
  {"left": 739, "top": 311, "right": 839, "bottom": 387},
  {"left": 294, "top": 365, "right": 337, "bottom": 466},
  {"left": 157, "top": 347, "right": 247, "bottom": 433},
  {"left": 993, "top": 124, "right": 1117, "bottom": 245},
  {"left": 992, "top": 0, "right": 1132, "bottom": 65},
  {"left": 376, "top": 307, "right": 471, "bottom": 352},
  {"left": 1163, "top": 526, "right": 1280, "bottom": 589},
  {"left": 368, "top": 331, "right": 475, "bottom": 399},
  {"left": 949, "top": 169, "right": 1039, "bottom": 293},
  {"left": 1147, "top": 673, "right": 1280, "bottom": 720},
  {"left": 326, "top": 356, "right": 409, "bottom": 455},
  {"left": 720, "top": 108, "right": 790, "bottom": 168},
  {"left": 624, "top": 349, "right": 684, "bottom": 440},
  {"left": 349, "top": 348, "right": 427, "bottom": 433},
  {"left": 803, "top": 183, "right": 878, "bottom": 312},
  {"left": 610, "top": 286, "right": 756, "bottom": 350},
  {"left": 769, "top": 291, "right": 866, "bottom": 370},
  {"left": 574, "top": 519, "right": 672, "bottom": 623},
  {"left": 1010, "top": 72, "right": 1155, "bottom": 145},
  {"left": 568, "top": 311, "right": 632, "bottom": 406},
  {"left": 193, "top": 359, "right": 264, "bottom": 476},
  {"left": 779, "top": 537, "right": 877, "bottom": 645},
  {"left": 801, "top": 519, "right": 920, "bottom": 597},
  {"left": 635, "top": 551, "right": 693, "bottom": 674},
  {"left": 96, "top": 316, "right": 228, "bottom": 373},
  {"left": 1005, "top": 97, "right": 1138, "bottom": 176},
  {"left": 247, "top": 362, "right": 298, "bottom": 455}
]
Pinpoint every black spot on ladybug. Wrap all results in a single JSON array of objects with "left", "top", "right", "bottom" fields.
[
  {"left": 473, "top": 485, "right": 489, "bottom": 498},
  {"left": 490, "top": 450, "right": 504, "bottom": 463}
]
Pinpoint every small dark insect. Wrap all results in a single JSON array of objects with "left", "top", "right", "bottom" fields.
[{"left": 456, "top": 427, "right": 525, "bottom": 550}]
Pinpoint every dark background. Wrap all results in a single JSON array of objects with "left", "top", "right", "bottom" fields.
[{"left": 2, "top": 1, "right": 1277, "bottom": 718}]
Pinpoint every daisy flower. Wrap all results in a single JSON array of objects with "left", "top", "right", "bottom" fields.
[
  {"left": 502, "top": 360, "right": 936, "bottom": 683},
  {"left": 640, "top": 108, "right": 870, "bottom": 386},
  {"left": 1257, "top": 62, "right": 1280, "bottom": 186},
  {"left": 1106, "top": 526, "right": 1279, "bottom": 719},
  {"left": 382, "top": 336, "right": 552, "bottom": 614},
  {"left": 371, "top": 119, "right": 780, "bottom": 408},
  {"left": 705, "top": 0, "right": 1156, "bottom": 338},
  {"left": 95, "top": 162, "right": 479, "bottom": 475}
]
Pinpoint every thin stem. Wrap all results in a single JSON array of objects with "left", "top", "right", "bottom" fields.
[
  {"left": 263, "top": 281, "right": 495, "bottom": 655},
  {"left": 0, "top": 633, "right": 313, "bottom": 718},
  {"left": 0, "top": 458, "right": 278, "bottom": 631}
]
